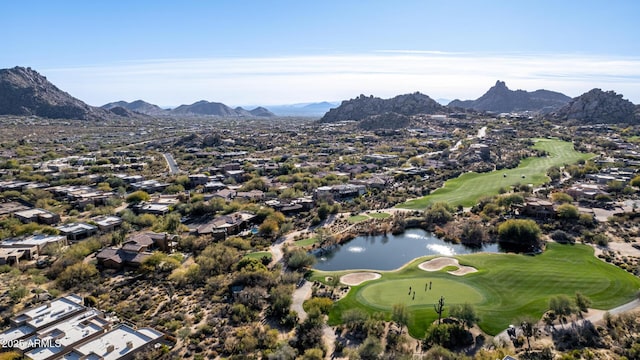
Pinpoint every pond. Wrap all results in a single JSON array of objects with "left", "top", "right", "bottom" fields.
[{"left": 313, "top": 228, "right": 501, "bottom": 271}]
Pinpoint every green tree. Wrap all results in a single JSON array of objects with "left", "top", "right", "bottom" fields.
[
  {"left": 546, "top": 166, "right": 562, "bottom": 182},
  {"left": 358, "top": 336, "right": 383, "bottom": 360},
  {"left": 497, "top": 219, "right": 542, "bottom": 250},
  {"left": 557, "top": 203, "right": 579, "bottom": 219},
  {"left": 268, "top": 284, "right": 293, "bottom": 318},
  {"left": 56, "top": 263, "right": 99, "bottom": 290},
  {"left": 449, "top": 303, "right": 479, "bottom": 329},
  {"left": 126, "top": 190, "right": 150, "bottom": 204},
  {"left": 551, "top": 192, "right": 573, "bottom": 204},
  {"left": 286, "top": 248, "right": 316, "bottom": 271},
  {"left": 304, "top": 297, "right": 333, "bottom": 315},
  {"left": 631, "top": 175, "right": 640, "bottom": 187},
  {"left": 301, "top": 348, "right": 324, "bottom": 360},
  {"left": 424, "top": 202, "right": 453, "bottom": 225},
  {"left": 391, "top": 303, "right": 409, "bottom": 332},
  {"left": 549, "top": 295, "right": 574, "bottom": 327},
  {"left": 574, "top": 292, "right": 592, "bottom": 318}
]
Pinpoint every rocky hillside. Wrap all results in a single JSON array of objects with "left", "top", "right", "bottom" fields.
[
  {"left": 248, "top": 106, "right": 275, "bottom": 117},
  {"left": 0, "top": 66, "right": 119, "bottom": 120},
  {"left": 448, "top": 80, "right": 571, "bottom": 113},
  {"left": 358, "top": 112, "right": 411, "bottom": 130},
  {"left": 554, "top": 88, "right": 638, "bottom": 124},
  {"left": 165, "top": 101, "right": 275, "bottom": 117},
  {"left": 320, "top": 92, "right": 446, "bottom": 123},
  {"left": 102, "top": 100, "right": 168, "bottom": 116}
]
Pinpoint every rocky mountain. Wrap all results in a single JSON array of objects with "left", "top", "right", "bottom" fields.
[
  {"left": 248, "top": 106, "right": 275, "bottom": 117},
  {"left": 0, "top": 66, "right": 120, "bottom": 120},
  {"left": 448, "top": 80, "right": 571, "bottom": 113},
  {"left": 358, "top": 112, "right": 411, "bottom": 130},
  {"left": 168, "top": 100, "right": 274, "bottom": 117},
  {"left": 320, "top": 92, "right": 446, "bottom": 123},
  {"left": 102, "top": 100, "right": 167, "bottom": 116},
  {"left": 554, "top": 88, "right": 638, "bottom": 124}
]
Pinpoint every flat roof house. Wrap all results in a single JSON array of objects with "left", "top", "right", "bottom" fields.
[
  {"left": 61, "top": 324, "right": 163, "bottom": 360},
  {"left": 14, "top": 208, "right": 61, "bottom": 225},
  {"left": 56, "top": 223, "right": 98, "bottom": 242}
]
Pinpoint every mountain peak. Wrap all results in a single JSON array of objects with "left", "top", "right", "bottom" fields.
[
  {"left": 494, "top": 80, "right": 507, "bottom": 88},
  {"left": 448, "top": 81, "right": 571, "bottom": 113},
  {"left": 0, "top": 66, "right": 113, "bottom": 120}
]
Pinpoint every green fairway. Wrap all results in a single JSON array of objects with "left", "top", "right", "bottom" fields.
[
  {"left": 243, "top": 251, "right": 272, "bottom": 261},
  {"left": 294, "top": 237, "right": 319, "bottom": 247},
  {"left": 368, "top": 212, "right": 391, "bottom": 219},
  {"left": 323, "top": 243, "right": 640, "bottom": 338},
  {"left": 347, "top": 215, "right": 369, "bottom": 223},
  {"left": 398, "top": 138, "right": 594, "bottom": 209}
]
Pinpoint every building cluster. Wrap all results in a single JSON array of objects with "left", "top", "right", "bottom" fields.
[{"left": 0, "top": 294, "right": 167, "bottom": 360}]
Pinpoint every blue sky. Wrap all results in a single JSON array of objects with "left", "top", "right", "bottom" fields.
[{"left": 3, "top": 0, "right": 640, "bottom": 106}]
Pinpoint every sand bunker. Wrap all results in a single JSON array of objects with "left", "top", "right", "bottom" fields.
[
  {"left": 340, "top": 272, "right": 382, "bottom": 286},
  {"left": 418, "top": 257, "right": 478, "bottom": 276}
]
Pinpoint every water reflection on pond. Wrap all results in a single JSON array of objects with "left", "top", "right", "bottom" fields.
[{"left": 313, "top": 228, "right": 501, "bottom": 271}]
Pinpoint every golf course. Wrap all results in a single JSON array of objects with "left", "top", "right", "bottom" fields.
[
  {"left": 318, "top": 243, "right": 640, "bottom": 338},
  {"left": 399, "top": 138, "right": 594, "bottom": 209}
]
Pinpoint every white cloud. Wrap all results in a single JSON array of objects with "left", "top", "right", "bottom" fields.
[{"left": 42, "top": 52, "right": 640, "bottom": 107}]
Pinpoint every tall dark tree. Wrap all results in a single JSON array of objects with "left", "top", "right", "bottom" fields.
[{"left": 434, "top": 296, "right": 445, "bottom": 324}]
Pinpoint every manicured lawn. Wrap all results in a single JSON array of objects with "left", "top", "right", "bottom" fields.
[
  {"left": 323, "top": 243, "right": 640, "bottom": 338},
  {"left": 368, "top": 212, "right": 391, "bottom": 219},
  {"left": 294, "top": 237, "right": 319, "bottom": 247},
  {"left": 398, "top": 138, "right": 594, "bottom": 209},
  {"left": 348, "top": 215, "right": 369, "bottom": 223},
  {"left": 243, "top": 251, "right": 272, "bottom": 261}
]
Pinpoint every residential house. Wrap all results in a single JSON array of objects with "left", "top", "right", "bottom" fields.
[
  {"left": 21, "top": 309, "right": 110, "bottom": 360},
  {"left": 0, "top": 234, "right": 67, "bottom": 265},
  {"left": 236, "top": 190, "right": 265, "bottom": 201},
  {"left": 60, "top": 324, "right": 164, "bottom": 360},
  {"left": 195, "top": 212, "right": 257, "bottom": 239},
  {"left": 56, "top": 223, "right": 98, "bottom": 242},
  {"left": 96, "top": 232, "right": 177, "bottom": 269},
  {"left": 188, "top": 174, "right": 209, "bottom": 187},
  {"left": 314, "top": 184, "right": 366, "bottom": 201},
  {"left": 0, "top": 201, "right": 30, "bottom": 216},
  {"left": 204, "top": 181, "right": 226, "bottom": 192},
  {"left": 14, "top": 208, "right": 61, "bottom": 225},
  {"left": 521, "top": 198, "right": 555, "bottom": 219},
  {"left": 566, "top": 183, "right": 608, "bottom": 201},
  {"left": 0, "top": 294, "right": 168, "bottom": 360},
  {"left": 92, "top": 215, "right": 123, "bottom": 232}
]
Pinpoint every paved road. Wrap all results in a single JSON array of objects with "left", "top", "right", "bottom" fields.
[
  {"left": 163, "top": 152, "right": 179, "bottom": 174},
  {"left": 291, "top": 281, "right": 313, "bottom": 321},
  {"left": 494, "top": 298, "right": 640, "bottom": 344}
]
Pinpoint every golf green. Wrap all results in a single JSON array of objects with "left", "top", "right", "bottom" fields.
[
  {"left": 325, "top": 243, "right": 640, "bottom": 338},
  {"left": 357, "top": 278, "right": 483, "bottom": 310},
  {"left": 398, "top": 138, "right": 594, "bottom": 209}
]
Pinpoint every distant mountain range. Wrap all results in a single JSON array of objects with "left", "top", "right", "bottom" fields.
[
  {"left": 102, "top": 100, "right": 275, "bottom": 118},
  {"left": 1, "top": 66, "right": 638, "bottom": 124},
  {"left": 267, "top": 102, "right": 339, "bottom": 117},
  {"left": 102, "top": 100, "right": 167, "bottom": 116},
  {"left": 448, "top": 80, "right": 572, "bottom": 113}
]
